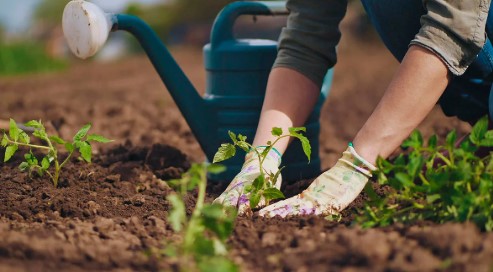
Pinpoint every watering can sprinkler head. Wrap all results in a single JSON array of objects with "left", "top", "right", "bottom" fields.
[{"left": 62, "top": 0, "right": 115, "bottom": 59}]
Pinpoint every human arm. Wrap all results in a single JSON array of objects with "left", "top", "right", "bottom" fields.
[
  {"left": 214, "top": 0, "right": 347, "bottom": 214},
  {"left": 353, "top": 45, "right": 450, "bottom": 164},
  {"left": 253, "top": 0, "right": 348, "bottom": 153}
]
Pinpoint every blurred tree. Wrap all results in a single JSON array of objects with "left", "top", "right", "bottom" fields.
[
  {"left": 125, "top": 0, "right": 234, "bottom": 45},
  {"left": 33, "top": 0, "right": 67, "bottom": 29},
  {"left": 0, "top": 24, "right": 4, "bottom": 42}
]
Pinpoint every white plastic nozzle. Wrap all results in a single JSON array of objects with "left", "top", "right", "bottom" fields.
[{"left": 62, "top": 0, "right": 114, "bottom": 59}]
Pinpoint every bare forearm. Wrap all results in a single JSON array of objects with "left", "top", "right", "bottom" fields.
[
  {"left": 253, "top": 67, "right": 320, "bottom": 153},
  {"left": 353, "top": 45, "right": 451, "bottom": 164}
]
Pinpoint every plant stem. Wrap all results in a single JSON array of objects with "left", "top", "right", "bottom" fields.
[
  {"left": 435, "top": 152, "right": 453, "bottom": 167},
  {"left": 43, "top": 136, "right": 61, "bottom": 187},
  {"left": 184, "top": 164, "right": 207, "bottom": 251},
  {"left": 6, "top": 139, "right": 50, "bottom": 150},
  {"left": 59, "top": 150, "right": 74, "bottom": 169},
  {"left": 260, "top": 135, "right": 289, "bottom": 166}
]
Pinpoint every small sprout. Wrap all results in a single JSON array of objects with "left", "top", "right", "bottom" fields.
[{"left": 1, "top": 119, "right": 112, "bottom": 187}]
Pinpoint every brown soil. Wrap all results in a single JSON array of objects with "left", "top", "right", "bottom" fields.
[{"left": 1, "top": 5, "right": 491, "bottom": 272}]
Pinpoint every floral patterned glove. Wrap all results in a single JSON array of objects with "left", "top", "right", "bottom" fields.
[
  {"left": 213, "top": 146, "right": 282, "bottom": 215},
  {"left": 258, "top": 143, "right": 376, "bottom": 218}
]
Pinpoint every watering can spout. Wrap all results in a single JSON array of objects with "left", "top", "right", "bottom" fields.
[{"left": 62, "top": 1, "right": 212, "bottom": 155}]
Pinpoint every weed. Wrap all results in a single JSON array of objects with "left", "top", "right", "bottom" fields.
[
  {"left": 213, "top": 127, "right": 311, "bottom": 209},
  {"left": 1, "top": 119, "right": 111, "bottom": 187},
  {"left": 357, "top": 116, "right": 493, "bottom": 231}
]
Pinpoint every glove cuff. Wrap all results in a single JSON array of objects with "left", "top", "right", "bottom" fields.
[{"left": 341, "top": 143, "right": 377, "bottom": 177}]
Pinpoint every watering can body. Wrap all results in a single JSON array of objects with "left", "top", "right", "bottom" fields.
[
  {"left": 202, "top": 2, "right": 332, "bottom": 181},
  {"left": 62, "top": 0, "right": 333, "bottom": 182}
]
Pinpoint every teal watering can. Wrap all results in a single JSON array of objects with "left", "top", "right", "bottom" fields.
[{"left": 62, "top": 0, "right": 333, "bottom": 182}]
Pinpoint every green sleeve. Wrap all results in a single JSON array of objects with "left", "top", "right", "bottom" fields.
[
  {"left": 411, "top": 0, "right": 491, "bottom": 76},
  {"left": 273, "top": 0, "right": 347, "bottom": 89}
]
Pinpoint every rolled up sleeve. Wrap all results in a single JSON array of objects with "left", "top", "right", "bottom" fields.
[
  {"left": 411, "top": 0, "right": 491, "bottom": 76},
  {"left": 273, "top": 0, "right": 347, "bottom": 89}
]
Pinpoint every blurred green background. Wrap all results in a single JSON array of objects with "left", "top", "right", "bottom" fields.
[
  {"left": 0, "top": 0, "right": 236, "bottom": 76},
  {"left": 0, "top": 0, "right": 369, "bottom": 77}
]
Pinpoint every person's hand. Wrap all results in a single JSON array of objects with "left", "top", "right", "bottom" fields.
[
  {"left": 213, "top": 147, "right": 282, "bottom": 215},
  {"left": 259, "top": 144, "right": 376, "bottom": 218}
]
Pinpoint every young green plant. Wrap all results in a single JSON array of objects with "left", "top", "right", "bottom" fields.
[
  {"left": 1, "top": 119, "right": 112, "bottom": 187},
  {"left": 212, "top": 127, "right": 311, "bottom": 209},
  {"left": 357, "top": 115, "right": 493, "bottom": 231},
  {"left": 163, "top": 163, "right": 238, "bottom": 272}
]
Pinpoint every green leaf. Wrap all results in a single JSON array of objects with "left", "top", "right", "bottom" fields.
[
  {"left": 86, "top": 134, "right": 112, "bottom": 143},
  {"left": 202, "top": 204, "right": 236, "bottom": 240},
  {"left": 207, "top": 163, "right": 226, "bottom": 174},
  {"left": 24, "top": 120, "right": 43, "bottom": 129},
  {"left": 191, "top": 236, "right": 215, "bottom": 256},
  {"left": 41, "top": 156, "right": 51, "bottom": 170},
  {"left": 408, "top": 155, "right": 423, "bottom": 178},
  {"left": 237, "top": 134, "right": 247, "bottom": 142},
  {"left": 212, "top": 238, "right": 228, "bottom": 256},
  {"left": 25, "top": 152, "right": 38, "bottom": 165},
  {"left": 395, "top": 172, "right": 414, "bottom": 188},
  {"left": 263, "top": 188, "right": 285, "bottom": 200},
  {"left": 228, "top": 131, "right": 237, "bottom": 144},
  {"left": 244, "top": 184, "right": 253, "bottom": 193},
  {"left": 252, "top": 175, "right": 264, "bottom": 191},
  {"left": 19, "top": 162, "right": 29, "bottom": 171},
  {"left": 18, "top": 131, "right": 30, "bottom": 144},
  {"left": 32, "top": 129, "right": 48, "bottom": 140},
  {"left": 271, "top": 127, "right": 282, "bottom": 137},
  {"left": 363, "top": 182, "right": 380, "bottom": 201},
  {"left": 49, "top": 135, "right": 65, "bottom": 144},
  {"left": 446, "top": 130, "right": 457, "bottom": 148},
  {"left": 65, "top": 142, "right": 75, "bottom": 153},
  {"left": 73, "top": 123, "right": 91, "bottom": 142},
  {"left": 236, "top": 141, "right": 250, "bottom": 153},
  {"left": 479, "top": 138, "right": 493, "bottom": 147},
  {"left": 426, "top": 194, "right": 441, "bottom": 204},
  {"left": 402, "top": 130, "right": 423, "bottom": 149},
  {"left": 288, "top": 127, "right": 306, "bottom": 134},
  {"left": 249, "top": 192, "right": 261, "bottom": 209},
  {"left": 428, "top": 134, "right": 437, "bottom": 150},
  {"left": 9, "top": 119, "right": 20, "bottom": 141},
  {"left": 213, "top": 143, "right": 236, "bottom": 163},
  {"left": 470, "top": 115, "right": 488, "bottom": 144},
  {"left": 4, "top": 145, "right": 18, "bottom": 162},
  {"left": 288, "top": 127, "right": 311, "bottom": 163},
  {"left": 197, "top": 256, "right": 239, "bottom": 272},
  {"left": 268, "top": 167, "right": 284, "bottom": 188},
  {"left": 78, "top": 141, "right": 92, "bottom": 162},
  {"left": 1, "top": 133, "right": 8, "bottom": 147},
  {"left": 484, "top": 130, "right": 493, "bottom": 139},
  {"left": 167, "top": 194, "right": 185, "bottom": 232}
]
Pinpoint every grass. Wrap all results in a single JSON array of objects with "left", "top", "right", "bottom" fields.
[{"left": 0, "top": 41, "right": 67, "bottom": 76}]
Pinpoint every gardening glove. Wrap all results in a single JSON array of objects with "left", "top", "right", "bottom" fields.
[
  {"left": 259, "top": 143, "right": 376, "bottom": 218},
  {"left": 213, "top": 146, "right": 282, "bottom": 215}
]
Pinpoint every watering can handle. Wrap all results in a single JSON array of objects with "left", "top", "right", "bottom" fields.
[{"left": 210, "top": 1, "right": 288, "bottom": 47}]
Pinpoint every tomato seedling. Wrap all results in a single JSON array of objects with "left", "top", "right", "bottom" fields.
[
  {"left": 161, "top": 163, "right": 238, "bottom": 272},
  {"left": 213, "top": 127, "right": 311, "bottom": 209},
  {"left": 1, "top": 119, "right": 112, "bottom": 187}
]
